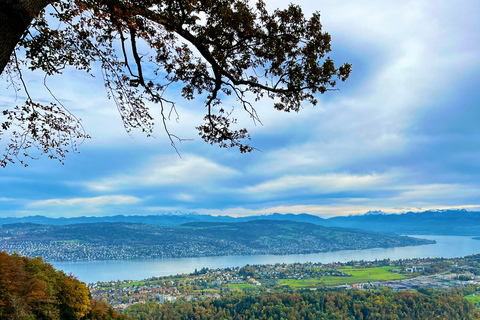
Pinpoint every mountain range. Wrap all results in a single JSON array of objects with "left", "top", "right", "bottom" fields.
[{"left": 1, "top": 209, "right": 480, "bottom": 236}]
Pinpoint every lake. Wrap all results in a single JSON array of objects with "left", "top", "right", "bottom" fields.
[{"left": 50, "top": 235, "right": 480, "bottom": 284}]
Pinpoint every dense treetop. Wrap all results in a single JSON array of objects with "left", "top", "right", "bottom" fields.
[
  {"left": 0, "top": 0, "right": 350, "bottom": 166},
  {"left": 0, "top": 251, "right": 126, "bottom": 319},
  {"left": 125, "top": 288, "right": 480, "bottom": 319}
]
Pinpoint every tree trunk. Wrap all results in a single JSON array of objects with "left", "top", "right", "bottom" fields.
[{"left": 0, "top": 0, "right": 50, "bottom": 74}]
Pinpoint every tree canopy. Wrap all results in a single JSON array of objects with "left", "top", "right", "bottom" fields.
[
  {"left": 0, "top": 251, "right": 126, "bottom": 319},
  {"left": 0, "top": 0, "right": 351, "bottom": 167},
  {"left": 124, "top": 289, "right": 480, "bottom": 319}
]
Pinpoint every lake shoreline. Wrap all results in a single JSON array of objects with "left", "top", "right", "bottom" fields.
[
  {"left": 44, "top": 237, "right": 435, "bottom": 263},
  {"left": 49, "top": 235, "right": 479, "bottom": 284}
]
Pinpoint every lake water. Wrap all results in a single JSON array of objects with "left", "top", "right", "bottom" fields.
[{"left": 51, "top": 235, "right": 480, "bottom": 284}]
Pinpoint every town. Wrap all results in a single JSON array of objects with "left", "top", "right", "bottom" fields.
[{"left": 89, "top": 254, "right": 480, "bottom": 312}]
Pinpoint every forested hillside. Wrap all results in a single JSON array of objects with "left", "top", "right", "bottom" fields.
[
  {"left": 0, "top": 220, "right": 434, "bottom": 261},
  {"left": 125, "top": 289, "right": 480, "bottom": 319},
  {"left": 0, "top": 252, "right": 125, "bottom": 319}
]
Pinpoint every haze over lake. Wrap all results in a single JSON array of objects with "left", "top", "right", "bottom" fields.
[{"left": 51, "top": 235, "right": 480, "bottom": 284}]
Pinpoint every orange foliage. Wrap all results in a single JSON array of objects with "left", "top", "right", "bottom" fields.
[{"left": 0, "top": 251, "right": 90, "bottom": 319}]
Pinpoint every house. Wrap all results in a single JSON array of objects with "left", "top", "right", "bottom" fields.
[{"left": 406, "top": 266, "right": 424, "bottom": 273}]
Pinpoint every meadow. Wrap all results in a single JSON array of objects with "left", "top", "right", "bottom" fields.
[
  {"left": 279, "top": 266, "right": 405, "bottom": 287},
  {"left": 226, "top": 284, "right": 255, "bottom": 288},
  {"left": 121, "top": 281, "right": 146, "bottom": 287},
  {"left": 465, "top": 293, "right": 480, "bottom": 306}
]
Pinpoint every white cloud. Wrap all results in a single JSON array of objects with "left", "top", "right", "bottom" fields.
[
  {"left": 173, "top": 193, "right": 195, "bottom": 202},
  {"left": 247, "top": 1, "right": 480, "bottom": 180},
  {"left": 84, "top": 154, "right": 238, "bottom": 191},
  {"left": 143, "top": 206, "right": 185, "bottom": 212},
  {"left": 29, "top": 195, "right": 141, "bottom": 209},
  {"left": 256, "top": 132, "right": 407, "bottom": 175},
  {"left": 391, "top": 184, "right": 480, "bottom": 205},
  {"left": 244, "top": 172, "right": 392, "bottom": 196}
]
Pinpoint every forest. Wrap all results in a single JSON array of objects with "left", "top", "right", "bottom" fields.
[
  {"left": 124, "top": 288, "right": 480, "bottom": 319},
  {"left": 0, "top": 252, "right": 125, "bottom": 320}
]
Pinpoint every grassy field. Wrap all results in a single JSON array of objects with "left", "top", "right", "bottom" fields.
[
  {"left": 227, "top": 284, "right": 255, "bottom": 288},
  {"left": 279, "top": 266, "right": 405, "bottom": 287},
  {"left": 465, "top": 293, "right": 480, "bottom": 305},
  {"left": 280, "top": 278, "right": 325, "bottom": 287},
  {"left": 121, "top": 281, "right": 146, "bottom": 287}
]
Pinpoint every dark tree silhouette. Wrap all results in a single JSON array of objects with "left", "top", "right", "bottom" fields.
[{"left": 0, "top": 0, "right": 351, "bottom": 166}]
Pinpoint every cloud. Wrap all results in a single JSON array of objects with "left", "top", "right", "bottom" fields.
[
  {"left": 0, "top": 197, "right": 16, "bottom": 202},
  {"left": 391, "top": 184, "right": 480, "bottom": 206},
  {"left": 255, "top": 133, "right": 407, "bottom": 175},
  {"left": 173, "top": 193, "right": 195, "bottom": 202},
  {"left": 84, "top": 154, "right": 238, "bottom": 191},
  {"left": 243, "top": 172, "right": 392, "bottom": 197},
  {"left": 28, "top": 195, "right": 141, "bottom": 210},
  {"left": 244, "top": 2, "right": 472, "bottom": 175},
  {"left": 143, "top": 206, "right": 186, "bottom": 212}
]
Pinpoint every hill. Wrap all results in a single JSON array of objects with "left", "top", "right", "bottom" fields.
[
  {"left": 0, "top": 220, "right": 433, "bottom": 261},
  {"left": 0, "top": 252, "right": 125, "bottom": 319}
]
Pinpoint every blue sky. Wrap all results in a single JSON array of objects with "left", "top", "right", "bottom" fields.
[{"left": 1, "top": 0, "right": 479, "bottom": 218}]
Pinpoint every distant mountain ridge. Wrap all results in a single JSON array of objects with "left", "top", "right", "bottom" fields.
[
  {"left": 325, "top": 209, "right": 480, "bottom": 235},
  {"left": 0, "top": 212, "right": 326, "bottom": 227},
  {"left": 2, "top": 209, "right": 480, "bottom": 235}
]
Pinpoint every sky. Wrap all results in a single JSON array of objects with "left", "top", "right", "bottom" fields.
[{"left": 1, "top": 0, "right": 480, "bottom": 219}]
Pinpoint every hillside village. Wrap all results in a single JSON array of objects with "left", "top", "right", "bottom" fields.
[{"left": 89, "top": 255, "right": 480, "bottom": 312}]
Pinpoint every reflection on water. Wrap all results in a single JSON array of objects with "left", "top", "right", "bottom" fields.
[{"left": 51, "top": 235, "right": 480, "bottom": 284}]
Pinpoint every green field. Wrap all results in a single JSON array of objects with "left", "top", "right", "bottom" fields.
[
  {"left": 465, "top": 293, "right": 480, "bottom": 305},
  {"left": 227, "top": 284, "right": 255, "bottom": 288},
  {"left": 121, "top": 281, "right": 146, "bottom": 287},
  {"left": 279, "top": 266, "right": 405, "bottom": 287},
  {"left": 280, "top": 278, "right": 325, "bottom": 287}
]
